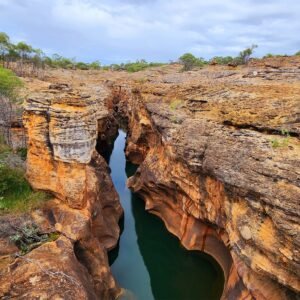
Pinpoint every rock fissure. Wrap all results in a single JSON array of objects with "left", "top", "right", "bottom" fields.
[
  {"left": 119, "top": 85, "right": 299, "bottom": 299},
  {"left": 1, "top": 58, "right": 299, "bottom": 299}
]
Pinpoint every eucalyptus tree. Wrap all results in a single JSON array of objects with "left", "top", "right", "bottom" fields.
[
  {"left": 239, "top": 44, "right": 258, "bottom": 64},
  {"left": 15, "top": 42, "right": 33, "bottom": 75},
  {"left": 0, "top": 67, "right": 23, "bottom": 146},
  {"left": 0, "top": 32, "right": 10, "bottom": 67}
]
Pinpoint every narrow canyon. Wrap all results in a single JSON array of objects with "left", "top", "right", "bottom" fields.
[{"left": 0, "top": 56, "right": 299, "bottom": 299}]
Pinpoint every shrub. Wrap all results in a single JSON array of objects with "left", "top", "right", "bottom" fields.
[
  {"left": 238, "top": 44, "right": 258, "bottom": 64},
  {"left": 169, "top": 99, "right": 183, "bottom": 110},
  {"left": 179, "top": 53, "right": 205, "bottom": 71},
  {"left": 17, "top": 147, "right": 27, "bottom": 160},
  {"left": 210, "top": 56, "right": 234, "bottom": 65},
  {"left": 76, "top": 62, "right": 89, "bottom": 70},
  {"left": 89, "top": 60, "right": 101, "bottom": 70},
  {"left": 270, "top": 129, "right": 290, "bottom": 148},
  {"left": 295, "top": 51, "right": 300, "bottom": 56},
  {"left": 9, "top": 223, "right": 59, "bottom": 254},
  {"left": 0, "top": 67, "right": 23, "bottom": 100},
  {"left": 0, "top": 163, "right": 49, "bottom": 213}
]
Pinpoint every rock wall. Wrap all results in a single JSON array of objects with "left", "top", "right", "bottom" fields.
[
  {"left": 122, "top": 89, "right": 300, "bottom": 300},
  {"left": 1, "top": 87, "right": 123, "bottom": 299}
]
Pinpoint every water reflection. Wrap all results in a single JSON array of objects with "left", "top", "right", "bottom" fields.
[{"left": 108, "top": 130, "right": 224, "bottom": 300}]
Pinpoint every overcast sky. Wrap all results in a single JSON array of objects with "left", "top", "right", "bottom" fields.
[{"left": 0, "top": 0, "right": 299, "bottom": 64}]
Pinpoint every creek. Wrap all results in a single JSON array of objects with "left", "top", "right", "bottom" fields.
[{"left": 108, "top": 129, "right": 224, "bottom": 300}]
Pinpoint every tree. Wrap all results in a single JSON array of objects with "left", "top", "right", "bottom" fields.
[
  {"left": 0, "top": 32, "right": 10, "bottom": 67},
  {"left": 179, "top": 53, "right": 205, "bottom": 71},
  {"left": 0, "top": 67, "right": 23, "bottom": 146},
  {"left": 89, "top": 60, "right": 101, "bottom": 70},
  {"left": 239, "top": 44, "right": 258, "bottom": 64},
  {"left": 76, "top": 62, "right": 89, "bottom": 70},
  {"left": 295, "top": 51, "right": 300, "bottom": 56},
  {"left": 31, "top": 48, "right": 45, "bottom": 77},
  {"left": 15, "top": 42, "right": 33, "bottom": 75}
]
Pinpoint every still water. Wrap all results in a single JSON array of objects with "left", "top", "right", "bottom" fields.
[{"left": 108, "top": 130, "right": 224, "bottom": 300}]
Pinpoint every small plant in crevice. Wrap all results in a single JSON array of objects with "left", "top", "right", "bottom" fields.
[
  {"left": 17, "top": 147, "right": 27, "bottom": 160},
  {"left": 9, "top": 223, "right": 59, "bottom": 254},
  {"left": 169, "top": 99, "right": 183, "bottom": 110},
  {"left": 270, "top": 129, "right": 291, "bottom": 149}
]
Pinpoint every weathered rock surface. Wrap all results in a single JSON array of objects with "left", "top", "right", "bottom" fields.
[
  {"left": 1, "top": 56, "right": 299, "bottom": 299},
  {"left": 0, "top": 85, "right": 122, "bottom": 299},
  {"left": 120, "top": 57, "right": 300, "bottom": 299}
]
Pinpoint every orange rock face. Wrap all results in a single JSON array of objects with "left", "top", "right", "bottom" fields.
[
  {"left": 1, "top": 57, "right": 299, "bottom": 299},
  {"left": 0, "top": 85, "right": 123, "bottom": 299},
  {"left": 120, "top": 57, "right": 300, "bottom": 299}
]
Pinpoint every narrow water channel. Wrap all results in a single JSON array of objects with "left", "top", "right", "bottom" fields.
[{"left": 108, "top": 130, "right": 224, "bottom": 300}]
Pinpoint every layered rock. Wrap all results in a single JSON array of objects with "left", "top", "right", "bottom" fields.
[
  {"left": 0, "top": 85, "right": 122, "bottom": 299},
  {"left": 120, "top": 60, "right": 300, "bottom": 300}
]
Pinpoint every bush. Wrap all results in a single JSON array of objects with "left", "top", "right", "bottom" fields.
[
  {"left": 295, "top": 51, "right": 300, "bottom": 56},
  {"left": 210, "top": 56, "right": 234, "bottom": 65},
  {"left": 238, "top": 44, "right": 258, "bottom": 64},
  {"left": 89, "top": 60, "right": 101, "bottom": 70},
  {"left": 10, "top": 223, "right": 59, "bottom": 254},
  {"left": 179, "top": 53, "right": 205, "bottom": 71},
  {"left": 76, "top": 62, "right": 89, "bottom": 70},
  {"left": 0, "top": 67, "right": 23, "bottom": 100},
  {"left": 169, "top": 99, "right": 183, "bottom": 110},
  {"left": 108, "top": 60, "right": 164, "bottom": 72},
  {"left": 17, "top": 147, "right": 27, "bottom": 160},
  {"left": 0, "top": 163, "right": 49, "bottom": 213}
]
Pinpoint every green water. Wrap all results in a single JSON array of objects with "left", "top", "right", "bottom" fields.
[{"left": 108, "top": 130, "right": 224, "bottom": 300}]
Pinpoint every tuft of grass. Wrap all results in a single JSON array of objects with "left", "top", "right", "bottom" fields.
[
  {"left": 17, "top": 147, "right": 27, "bottom": 161},
  {"left": 169, "top": 99, "right": 183, "bottom": 110},
  {"left": 0, "top": 136, "right": 49, "bottom": 214},
  {"left": 270, "top": 129, "right": 290, "bottom": 149}
]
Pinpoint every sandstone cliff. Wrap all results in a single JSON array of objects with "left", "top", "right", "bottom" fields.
[
  {"left": 117, "top": 57, "right": 300, "bottom": 299},
  {"left": 1, "top": 57, "right": 299, "bottom": 299},
  {"left": 0, "top": 84, "right": 122, "bottom": 299}
]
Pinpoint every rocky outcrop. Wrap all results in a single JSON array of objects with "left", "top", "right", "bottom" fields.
[
  {"left": 1, "top": 56, "right": 298, "bottom": 299},
  {"left": 0, "top": 85, "right": 123, "bottom": 299},
  {"left": 120, "top": 59, "right": 300, "bottom": 300}
]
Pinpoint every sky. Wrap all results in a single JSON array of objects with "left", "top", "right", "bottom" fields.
[{"left": 0, "top": 0, "right": 299, "bottom": 64}]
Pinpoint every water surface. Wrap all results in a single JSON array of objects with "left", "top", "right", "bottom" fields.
[{"left": 108, "top": 130, "right": 224, "bottom": 300}]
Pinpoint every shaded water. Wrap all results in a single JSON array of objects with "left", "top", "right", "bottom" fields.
[{"left": 108, "top": 130, "right": 224, "bottom": 300}]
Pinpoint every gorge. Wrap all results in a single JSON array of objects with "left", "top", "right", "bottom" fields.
[{"left": 0, "top": 56, "right": 299, "bottom": 300}]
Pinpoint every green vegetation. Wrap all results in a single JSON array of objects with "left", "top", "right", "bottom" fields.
[
  {"left": 0, "top": 66, "right": 23, "bottom": 100},
  {"left": 169, "top": 99, "right": 183, "bottom": 110},
  {"left": 1, "top": 31, "right": 298, "bottom": 74},
  {"left": 238, "top": 44, "right": 258, "bottom": 64},
  {"left": 270, "top": 129, "right": 290, "bottom": 149},
  {"left": 17, "top": 148, "right": 27, "bottom": 160},
  {"left": 0, "top": 137, "right": 49, "bottom": 214},
  {"left": 179, "top": 53, "right": 205, "bottom": 71},
  {"left": 295, "top": 51, "right": 300, "bottom": 56},
  {"left": 0, "top": 67, "right": 24, "bottom": 148},
  {"left": 9, "top": 223, "right": 59, "bottom": 254},
  {"left": 179, "top": 45, "right": 258, "bottom": 70},
  {"left": 0, "top": 32, "right": 165, "bottom": 73},
  {"left": 0, "top": 163, "right": 49, "bottom": 213},
  {"left": 210, "top": 56, "right": 234, "bottom": 65},
  {"left": 109, "top": 60, "right": 165, "bottom": 72}
]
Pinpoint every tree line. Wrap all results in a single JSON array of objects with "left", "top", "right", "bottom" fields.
[
  {"left": 1, "top": 32, "right": 300, "bottom": 75},
  {"left": 0, "top": 32, "right": 166, "bottom": 76},
  {"left": 0, "top": 32, "right": 102, "bottom": 77}
]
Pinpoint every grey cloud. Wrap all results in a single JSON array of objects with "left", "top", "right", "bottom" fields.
[{"left": 0, "top": 0, "right": 299, "bottom": 63}]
